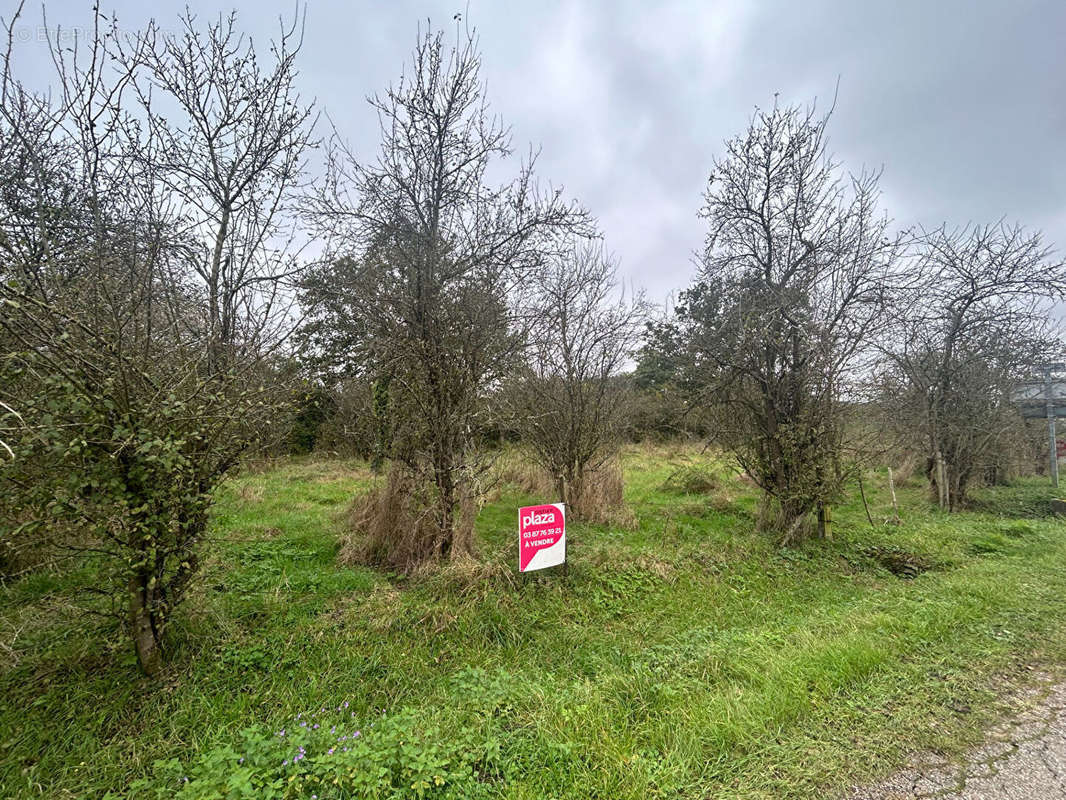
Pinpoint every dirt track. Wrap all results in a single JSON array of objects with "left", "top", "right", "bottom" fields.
[{"left": 846, "top": 678, "right": 1066, "bottom": 799}]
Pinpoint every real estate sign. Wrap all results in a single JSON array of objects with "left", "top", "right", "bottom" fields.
[{"left": 518, "top": 503, "right": 565, "bottom": 572}]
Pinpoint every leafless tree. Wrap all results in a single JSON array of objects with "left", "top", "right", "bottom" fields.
[
  {"left": 0, "top": 5, "right": 309, "bottom": 674},
  {"left": 878, "top": 223, "right": 1066, "bottom": 509},
  {"left": 691, "top": 102, "right": 902, "bottom": 541},
  {"left": 120, "top": 8, "right": 316, "bottom": 371},
  {"left": 507, "top": 241, "right": 644, "bottom": 518},
  {"left": 303, "top": 22, "right": 590, "bottom": 570}
]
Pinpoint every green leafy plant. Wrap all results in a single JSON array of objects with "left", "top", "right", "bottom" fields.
[{"left": 123, "top": 706, "right": 502, "bottom": 800}]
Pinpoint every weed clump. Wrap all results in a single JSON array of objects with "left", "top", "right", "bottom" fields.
[
  {"left": 661, "top": 464, "right": 720, "bottom": 495},
  {"left": 424, "top": 552, "right": 519, "bottom": 599}
]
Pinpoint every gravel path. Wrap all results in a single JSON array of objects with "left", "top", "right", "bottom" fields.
[{"left": 846, "top": 679, "right": 1066, "bottom": 799}]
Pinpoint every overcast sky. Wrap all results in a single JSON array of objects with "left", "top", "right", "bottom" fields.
[{"left": 8, "top": 0, "right": 1066, "bottom": 303}]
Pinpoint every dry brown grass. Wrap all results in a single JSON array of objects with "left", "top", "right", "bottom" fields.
[
  {"left": 239, "top": 455, "right": 287, "bottom": 476},
  {"left": 623, "top": 438, "right": 708, "bottom": 461},
  {"left": 360, "top": 583, "right": 404, "bottom": 632},
  {"left": 492, "top": 449, "right": 635, "bottom": 527},
  {"left": 421, "top": 551, "right": 519, "bottom": 600},
  {"left": 733, "top": 471, "right": 759, "bottom": 488},
  {"left": 340, "top": 466, "right": 477, "bottom": 574},
  {"left": 572, "top": 459, "right": 637, "bottom": 528},
  {"left": 491, "top": 453, "right": 554, "bottom": 496},
  {"left": 341, "top": 450, "right": 640, "bottom": 575},
  {"left": 633, "top": 551, "right": 678, "bottom": 583}
]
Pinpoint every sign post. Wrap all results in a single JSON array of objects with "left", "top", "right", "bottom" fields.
[
  {"left": 518, "top": 503, "right": 565, "bottom": 573},
  {"left": 1046, "top": 366, "right": 1059, "bottom": 489}
]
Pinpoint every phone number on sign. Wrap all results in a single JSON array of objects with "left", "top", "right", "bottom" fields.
[{"left": 523, "top": 526, "right": 561, "bottom": 538}]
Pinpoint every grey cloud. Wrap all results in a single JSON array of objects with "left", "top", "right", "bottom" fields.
[{"left": 15, "top": 0, "right": 1066, "bottom": 304}]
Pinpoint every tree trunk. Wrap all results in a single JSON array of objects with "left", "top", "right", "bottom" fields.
[
  {"left": 775, "top": 495, "right": 811, "bottom": 544},
  {"left": 566, "top": 464, "right": 582, "bottom": 518},
  {"left": 434, "top": 464, "right": 455, "bottom": 558},
  {"left": 206, "top": 205, "right": 231, "bottom": 374},
  {"left": 932, "top": 449, "right": 949, "bottom": 510},
  {"left": 948, "top": 465, "right": 966, "bottom": 512},
  {"left": 128, "top": 574, "right": 162, "bottom": 676}
]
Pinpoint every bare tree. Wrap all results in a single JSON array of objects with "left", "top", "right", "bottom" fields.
[
  {"left": 688, "top": 102, "right": 902, "bottom": 541},
  {"left": 0, "top": 76, "right": 94, "bottom": 296},
  {"left": 879, "top": 223, "right": 1066, "bottom": 509},
  {"left": 304, "top": 23, "right": 590, "bottom": 570},
  {"left": 507, "top": 241, "right": 644, "bottom": 519},
  {"left": 123, "top": 8, "right": 316, "bottom": 370},
  {"left": 0, "top": 6, "right": 309, "bottom": 674}
]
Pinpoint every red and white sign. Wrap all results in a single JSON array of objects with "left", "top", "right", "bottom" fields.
[{"left": 518, "top": 503, "right": 565, "bottom": 572}]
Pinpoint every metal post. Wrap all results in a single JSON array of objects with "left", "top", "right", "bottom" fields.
[{"left": 1048, "top": 367, "right": 1059, "bottom": 489}]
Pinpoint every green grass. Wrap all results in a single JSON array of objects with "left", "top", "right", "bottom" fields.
[{"left": 2, "top": 447, "right": 1066, "bottom": 798}]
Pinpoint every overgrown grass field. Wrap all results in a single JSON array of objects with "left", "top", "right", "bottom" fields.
[{"left": 2, "top": 445, "right": 1065, "bottom": 798}]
